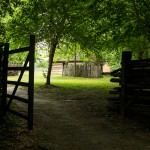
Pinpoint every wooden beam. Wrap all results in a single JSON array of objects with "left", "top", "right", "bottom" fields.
[
  {"left": 7, "top": 67, "right": 30, "bottom": 70},
  {"left": 9, "top": 47, "right": 29, "bottom": 54},
  {"left": 120, "top": 51, "right": 132, "bottom": 116},
  {"left": 2, "top": 43, "right": 9, "bottom": 115},
  {"left": 6, "top": 94, "right": 28, "bottom": 103},
  {"left": 8, "top": 109, "right": 28, "bottom": 120},
  {"left": 28, "top": 35, "right": 35, "bottom": 130}
]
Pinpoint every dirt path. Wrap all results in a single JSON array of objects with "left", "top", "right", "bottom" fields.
[{"left": 1, "top": 86, "right": 150, "bottom": 150}]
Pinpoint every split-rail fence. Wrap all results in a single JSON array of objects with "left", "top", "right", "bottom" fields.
[{"left": 109, "top": 51, "right": 150, "bottom": 116}]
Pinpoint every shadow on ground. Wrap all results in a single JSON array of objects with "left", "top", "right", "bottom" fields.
[{"left": 1, "top": 86, "right": 150, "bottom": 150}]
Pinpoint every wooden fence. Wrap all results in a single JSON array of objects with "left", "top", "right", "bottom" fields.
[
  {"left": 109, "top": 51, "right": 150, "bottom": 116},
  {"left": 63, "top": 63, "right": 102, "bottom": 78},
  {"left": 52, "top": 63, "right": 63, "bottom": 75}
]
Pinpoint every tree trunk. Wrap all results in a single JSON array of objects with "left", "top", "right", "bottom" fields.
[
  {"left": 74, "top": 44, "right": 77, "bottom": 77},
  {"left": 46, "top": 35, "right": 58, "bottom": 85}
]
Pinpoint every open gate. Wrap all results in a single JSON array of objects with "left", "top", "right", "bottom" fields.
[{"left": 0, "top": 35, "right": 35, "bottom": 130}]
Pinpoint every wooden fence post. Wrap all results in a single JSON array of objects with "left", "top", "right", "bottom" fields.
[
  {"left": 120, "top": 51, "right": 132, "bottom": 117},
  {"left": 28, "top": 35, "right": 35, "bottom": 130},
  {"left": 2, "top": 43, "right": 9, "bottom": 116},
  {"left": 0, "top": 44, "right": 4, "bottom": 119}
]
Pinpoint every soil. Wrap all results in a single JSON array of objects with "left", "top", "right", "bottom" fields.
[{"left": 1, "top": 85, "right": 150, "bottom": 150}]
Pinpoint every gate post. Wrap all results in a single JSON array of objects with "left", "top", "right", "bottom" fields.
[
  {"left": 2, "top": 43, "right": 9, "bottom": 116},
  {"left": 28, "top": 35, "right": 35, "bottom": 130},
  {"left": 0, "top": 44, "right": 3, "bottom": 119},
  {"left": 120, "top": 51, "right": 132, "bottom": 116}
]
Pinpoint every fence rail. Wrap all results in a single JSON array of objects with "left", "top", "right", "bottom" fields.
[{"left": 109, "top": 51, "right": 150, "bottom": 116}]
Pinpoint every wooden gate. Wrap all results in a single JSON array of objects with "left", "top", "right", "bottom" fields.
[{"left": 0, "top": 35, "right": 35, "bottom": 130}]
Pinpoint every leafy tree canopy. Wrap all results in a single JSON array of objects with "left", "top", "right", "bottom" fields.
[{"left": 1, "top": 0, "right": 150, "bottom": 82}]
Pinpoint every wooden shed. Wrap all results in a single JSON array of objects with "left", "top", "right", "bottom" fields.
[{"left": 62, "top": 61, "right": 102, "bottom": 78}]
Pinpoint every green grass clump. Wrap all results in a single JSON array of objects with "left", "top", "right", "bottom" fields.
[
  {"left": 51, "top": 75, "right": 116, "bottom": 91},
  {"left": 8, "top": 71, "right": 117, "bottom": 92}
]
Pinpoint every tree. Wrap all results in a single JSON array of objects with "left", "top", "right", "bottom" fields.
[
  {"left": 73, "top": 0, "right": 150, "bottom": 68},
  {"left": 0, "top": 0, "right": 24, "bottom": 41},
  {"left": 3, "top": 0, "right": 150, "bottom": 77},
  {"left": 87, "top": 0, "right": 150, "bottom": 53},
  {"left": 4, "top": 0, "right": 93, "bottom": 84}
]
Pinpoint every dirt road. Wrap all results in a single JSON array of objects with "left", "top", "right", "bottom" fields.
[{"left": 1, "top": 86, "right": 150, "bottom": 150}]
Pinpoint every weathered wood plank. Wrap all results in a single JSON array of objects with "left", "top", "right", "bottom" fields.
[
  {"left": 126, "top": 83, "right": 150, "bottom": 89},
  {"left": 109, "top": 90, "right": 120, "bottom": 94},
  {"left": 7, "top": 81, "right": 29, "bottom": 86},
  {"left": 128, "top": 104, "right": 150, "bottom": 116},
  {"left": 110, "top": 78, "right": 120, "bottom": 83},
  {"left": 113, "top": 87, "right": 121, "bottom": 91},
  {"left": 7, "top": 67, "right": 30, "bottom": 70},
  {"left": 8, "top": 109, "right": 28, "bottom": 120},
  {"left": 9, "top": 47, "right": 29, "bottom": 54},
  {"left": 128, "top": 69, "right": 150, "bottom": 76},
  {"left": 120, "top": 51, "right": 132, "bottom": 116},
  {"left": 111, "top": 68, "right": 121, "bottom": 77},
  {"left": 28, "top": 34, "right": 35, "bottom": 130},
  {"left": 6, "top": 94, "right": 28, "bottom": 103},
  {"left": 2, "top": 43, "right": 9, "bottom": 115},
  {"left": 131, "top": 59, "right": 150, "bottom": 64}
]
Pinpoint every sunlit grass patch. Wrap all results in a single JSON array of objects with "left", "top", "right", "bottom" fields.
[
  {"left": 8, "top": 71, "right": 117, "bottom": 92},
  {"left": 51, "top": 75, "right": 117, "bottom": 91}
]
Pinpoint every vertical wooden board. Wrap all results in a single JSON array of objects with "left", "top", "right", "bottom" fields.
[
  {"left": 2, "top": 43, "right": 9, "bottom": 115},
  {"left": 120, "top": 51, "right": 132, "bottom": 116},
  {"left": 28, "top": 35, "right": 35, "bottom": 130},
  {"left": 0, "top": 45, "right": 4, "bottom": 118}
]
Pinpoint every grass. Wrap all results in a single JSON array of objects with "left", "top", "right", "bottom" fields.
[
  {"left": 8, "top": 71, "right": 117, "bottom": 92},
  {"left": 6, "top": 71, "right": 118, "bottom": 131},
  {"left": 52, "top": 75, "right": 116, "bottom": 91}
]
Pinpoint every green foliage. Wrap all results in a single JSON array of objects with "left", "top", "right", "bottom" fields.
[
  {"left": 2, "top": 0, "right": 150, "bottom": 75},
  {"left": 9, "top": 52, "right": 28, "bottom": 64},
  {"left": 36, "top": 61, "right": 48, "bottom": 68},
  {"left": 54, "top": 41, "right": 82, "bottom": 61}
]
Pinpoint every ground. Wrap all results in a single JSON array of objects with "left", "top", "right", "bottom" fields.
[{"left": 1, "top": 86, "right": 150, "bottom": 150}]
